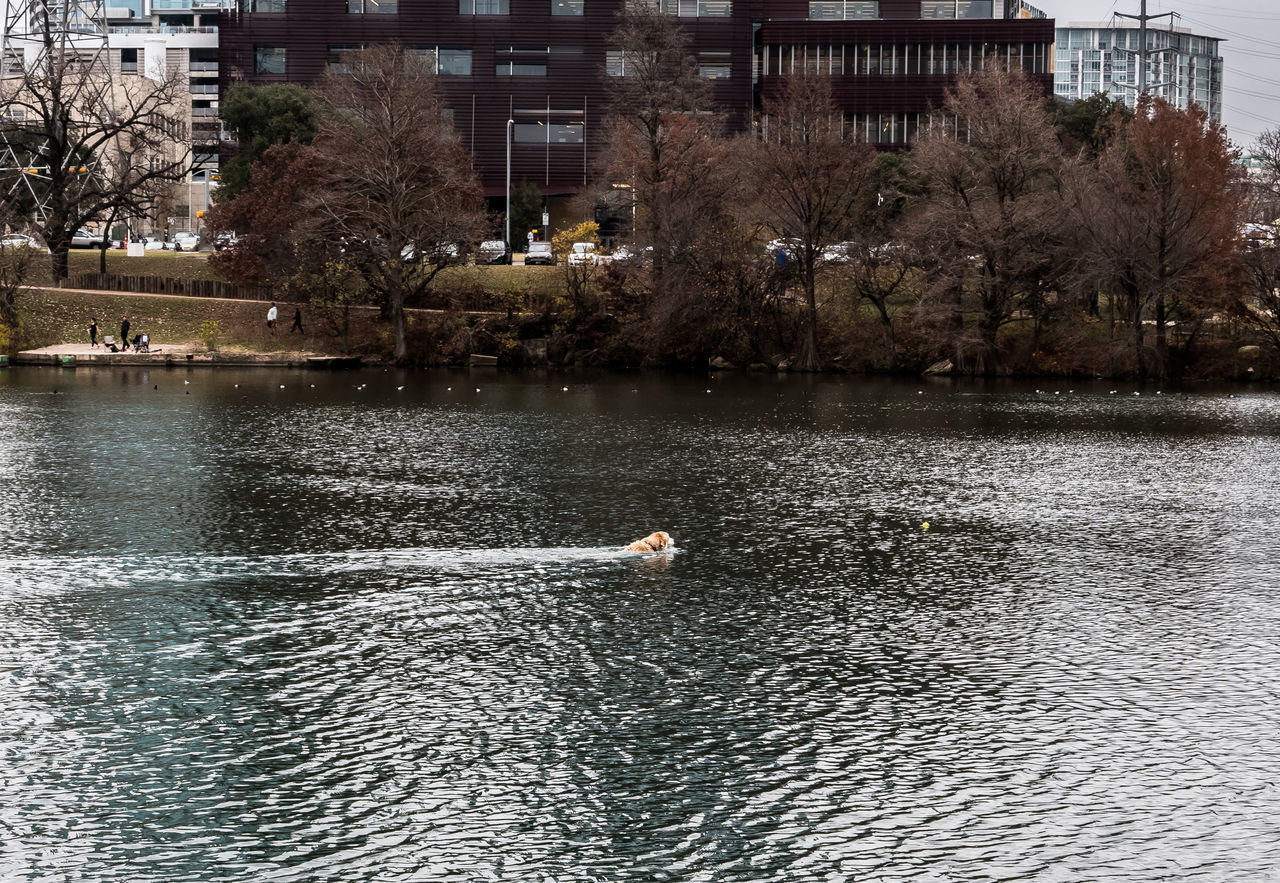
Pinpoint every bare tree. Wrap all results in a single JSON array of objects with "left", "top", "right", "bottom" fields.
[
  {"left": 830, "top": 153, "right": 924, "bottom": 369},
  {"left": 1072, "top": 97, "right": 1243, "bottom": 379},
  {"left": 601, "top": 6, "right": 711, "bottom": 299},
  {"left": 0, "top": 34, "right": 190, "bottom": 278},
  {"left": 0, "top": 212, "right": 41, "bottom": 340},
  {"left": 740, "top": 73, "right": 876, "bottom": 371},
  {"left": 908, "top": 65, "right": 1069, "bottom": 375},
  {"left": 307, "top": 44, "right": 486, "bottom": 364},
  {"left": 1234, "top": 128, "right": 1280, "bottom": 353}
]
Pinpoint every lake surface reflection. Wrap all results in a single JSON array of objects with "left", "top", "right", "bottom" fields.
[{"left": 3, "top": 367, "right": 1280, "bottom": 881}]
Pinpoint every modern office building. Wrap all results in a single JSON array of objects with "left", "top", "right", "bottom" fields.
[
  {"left": 1054, "top": 22, "right": 1223, "bottom": 123},
  {"left": 216, "top": 0, "right": 1055, "bottom": 199}
]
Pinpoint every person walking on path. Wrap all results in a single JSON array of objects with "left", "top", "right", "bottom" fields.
[
  {"left": 290, "top": 308, "right": 303, "bottom": 334},
  {"left": 120, "top": 316, "right": 130, "bottom": 351},
  {"left": 267, "top": 303, "right": 278, "bottom": 334},
  {"left": 89, "top": 318, "right": 98, "bottom": 348}
]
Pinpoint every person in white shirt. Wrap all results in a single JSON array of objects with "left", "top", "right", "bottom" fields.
[{"left": 267, "top": 302, "right": 278, "bottom": 334}]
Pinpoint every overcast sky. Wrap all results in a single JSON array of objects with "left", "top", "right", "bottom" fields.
[{"left": 1040, "top": 0, "right": 1279, "bottom": 150}]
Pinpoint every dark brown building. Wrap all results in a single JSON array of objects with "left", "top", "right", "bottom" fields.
[{"left": 218, "top": 0, "right": 1053, "bottom": 198}]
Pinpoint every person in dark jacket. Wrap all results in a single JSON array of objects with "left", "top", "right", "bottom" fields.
[
  {"left": 120, "top": 316, "right": 130, "bottom": 351},
  {"left": 290, "top": 308, "right": 303, "bottom": 334},
  {"left": 89, "top": 318, "right": 98, "bottom": 347}
]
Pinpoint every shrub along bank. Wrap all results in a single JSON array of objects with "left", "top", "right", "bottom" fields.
[{"left": 11, "top": 256, "right": 1280, "bottom": 381}]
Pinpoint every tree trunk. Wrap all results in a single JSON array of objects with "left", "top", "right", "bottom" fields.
[
  {"left": 50, "top": 247, "right": 69, "bottom": 282},
  {"left": 948, "top": 283, "right": 964, "bottom": 370},
  {"left": 1130, "top": 287, "right": 1146, "bottom": 379},
  {"left": 391, "top": 293, "right": 408, "bottom": 364},
  {"left": 1153, "top": 292, "right": 1168, "bottom": 381},
  {"left": 798, "top": 269, "right": 819, "bottom": 372}
]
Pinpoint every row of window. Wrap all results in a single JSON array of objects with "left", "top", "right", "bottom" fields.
[
  {"left": 257, "top": 42, "right": 1051, "bottom": 79},
  {"left": 760, "top": 111, "right": 960, "bottom": 145},
  {"left": 297, "top": 44, "right": 735, "bottom": 78},
  {"left": 243, "top": 0, "right": 728, "bottom": 14},
  {"left": 808, "top": 0, "right": 990, "bottom": 20},
  {"left": 763, "top": 41, "right": 1049, "bottom": 77}
]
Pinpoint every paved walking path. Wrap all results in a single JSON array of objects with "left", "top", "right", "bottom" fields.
[{"left": 13, "top": 342, "right": 355, "bottom": 368}]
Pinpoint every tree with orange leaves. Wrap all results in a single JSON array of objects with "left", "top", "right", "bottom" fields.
[{"left": 1074, "top": 97, "right": 1245, "bottom": 380}]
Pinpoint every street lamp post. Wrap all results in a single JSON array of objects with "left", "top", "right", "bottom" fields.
[{"left": 505, "top": 118, "right": 514, "bottom": 253}]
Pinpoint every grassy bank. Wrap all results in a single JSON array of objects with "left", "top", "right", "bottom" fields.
[
  {"left": 58, "top": 250, "right": 566, "bottom": 295},
  {"left": 18, "top": 287, "right": 341, "bottom": 354},
  {"left": 19, "top": 256, "right": 567, "bottom": 358}
]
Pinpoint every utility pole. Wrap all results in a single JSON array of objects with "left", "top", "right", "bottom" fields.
[{"left": 1115, "top": 0, "right": 1176, "bottom": 102}]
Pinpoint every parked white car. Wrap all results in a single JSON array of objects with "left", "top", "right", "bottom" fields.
[
  {"left": 568, "top": 242, "right": 603, "bottom": 266},
  {"left": 137, "top": 237, "right": 167, "bottom": 250},
  {"left": 172, "top": 232, "right": 200, "bottom": 251},
  {"left": 0, "top": 233, "right": 44, "bottom": 251},
  {"left": 524, "top": 240, "right": 556, "bottom": 265},
  {"left": 70, "top": 229, "right": 109, "bottom": 248}
]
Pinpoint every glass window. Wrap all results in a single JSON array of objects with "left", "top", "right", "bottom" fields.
[
  {"left": 349, "top": 0, "right": 396, "bottom": 11},
  {"left": 955, "top": 0, "right": 990, "bottom": 17},
  {"left": 327, "top": 44, "right": 359, "bottom": 72},
  {"left": 3, "top": 48, "right": 22, "bottom": 77},
  {"left": 605, "top": 49, "right": 624, "bottom": 76},
  {"left": 552, "top": 0, "right": 583, "bottom": 13},
  {"left": 497, "top": 62, "right": 547, "bottom": 76},
  {"left": 253, "top": 45, "right": 285, "bottom": 74},
  {"left": 808, "top": 0, "right": 874, "bottom": 19},
  {"left": 245, "top": 0, "right": 284, "bottom": 10},
  {"left": 459, "top": 0, "right": 508, "bottom": 12},
  {"left": 655, "top": 0, "right": 726, "bottom": 14},
  {"left": 514, "top": 122, "right": 546, "bottom": 142},
  {"left": 120, "top": 48, "right": 138, "bottom": 72},
  {"left": 549, "top": 123, "right": 583, "bottom": 143},
  {"left": 698, "top": 63, "right": 730, "bottom": 78},
  {"left": 439, "top": 48, "right": 471, "bottom": 75},
  {"left": 513, "top": 121, "right": 584, "bottom": 143},
  {"left": 921, "top": 0, "right": 952, "bottom": 18}
]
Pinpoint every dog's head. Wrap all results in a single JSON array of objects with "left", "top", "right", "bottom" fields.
[{"left": 640, "top": 531, "right": 670, "bottom": 551}]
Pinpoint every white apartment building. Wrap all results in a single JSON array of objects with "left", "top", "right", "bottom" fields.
[
  {"left": 1054, "top": 22, "right": 1223, "bottom": 123},
  {"left": 106, "top": 0, "right": 228, "bottom": 228},
  {"left": 3, "top": 0, "right": 225, "bottom": 231}
]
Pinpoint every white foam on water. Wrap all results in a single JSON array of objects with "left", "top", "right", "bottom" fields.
[{"left": 0, "top": 542, "right": 681, "bottom": 599}]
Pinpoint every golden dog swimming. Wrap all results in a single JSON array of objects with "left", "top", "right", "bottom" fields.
[{"left": 624, "top": 531, "right": 671, "bottom": 553}]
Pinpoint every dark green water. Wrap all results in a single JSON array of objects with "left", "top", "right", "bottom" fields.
[{"left": 3, "top": 367, "right": 1280, "bottom": 881}]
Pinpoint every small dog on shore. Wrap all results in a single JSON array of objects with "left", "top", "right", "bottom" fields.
[{"left": 624, "top": 531, "right": 671, "bottom": 553}]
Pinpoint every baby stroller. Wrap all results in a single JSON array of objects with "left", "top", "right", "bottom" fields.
[{"left": 132, "top": 333, "right": 150, "bottom": 353}]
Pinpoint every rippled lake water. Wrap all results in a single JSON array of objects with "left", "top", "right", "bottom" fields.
[{"left": 3, "top": 366, "right": 1280, "bottom": 881}]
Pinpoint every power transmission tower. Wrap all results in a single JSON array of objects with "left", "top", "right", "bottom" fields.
[
  {"left": 1112, "top": 0, "right": 1179, "bottom": 105},
  {"left": 0, "top": 0, "right": 110, "bottom": 222}
]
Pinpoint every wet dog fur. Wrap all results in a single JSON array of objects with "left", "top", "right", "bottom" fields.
[{"left": 624, "top": 531, "right": 671, "bottom": 553}]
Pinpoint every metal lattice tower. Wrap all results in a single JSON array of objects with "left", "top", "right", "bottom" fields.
[{"left": 1, "top": 0, "right": 110, "bottom": 221}]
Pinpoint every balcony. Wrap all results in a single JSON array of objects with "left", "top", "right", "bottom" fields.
[{"left": 109, "top": 25, "right": 217, "bottom": 33}]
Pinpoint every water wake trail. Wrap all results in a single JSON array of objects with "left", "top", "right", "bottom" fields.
[{"left": 0, "top": 543, "right": 680, "bottom": 598}]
